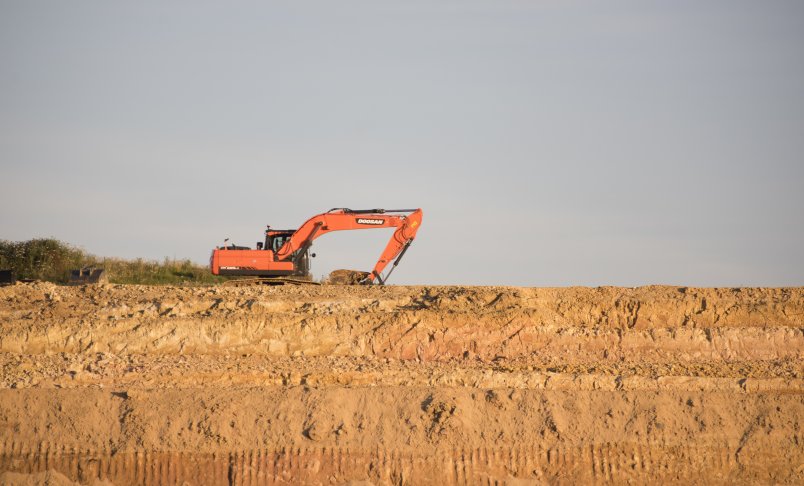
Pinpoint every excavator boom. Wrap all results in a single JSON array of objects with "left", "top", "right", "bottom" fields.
[{"left": 210, "top": 208, "right": 423, "bottom": 284}]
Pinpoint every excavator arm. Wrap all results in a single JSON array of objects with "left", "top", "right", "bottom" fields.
[{"left": 275, "top": 208, "right": 423, "bottom": 284}]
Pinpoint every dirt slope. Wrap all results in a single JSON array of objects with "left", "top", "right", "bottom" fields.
[{"left": 0, "top": 282, "right": 802, "bottom": 485}]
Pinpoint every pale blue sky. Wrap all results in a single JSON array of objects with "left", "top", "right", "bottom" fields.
[{"left": 1, "top": 1, "right": 802, "bottom": 286}]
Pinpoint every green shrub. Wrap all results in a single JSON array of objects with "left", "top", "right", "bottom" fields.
[
  {"left": 0, "top": 238, "right": 87, "bottom": 283},
  {"left": 0, "top": 238, "right": 226, "bottom": 285}
]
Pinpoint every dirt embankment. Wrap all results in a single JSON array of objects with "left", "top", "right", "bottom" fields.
[{"left": 0, "top": 283, "right": 802, "bottom": 485}]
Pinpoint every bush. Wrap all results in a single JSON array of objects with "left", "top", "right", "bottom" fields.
[
  {"left": 0, "top": 238, "right": 226, "bottom": 285},
  {"left": 0, "top": 238, "right": 87, "bottom": 283}
]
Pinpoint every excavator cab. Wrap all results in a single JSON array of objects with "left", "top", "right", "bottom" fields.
[
  {"left": 211, "top": 229, "right": 311, "bottom": 279},
  {"left": 266, "top": 230, "right": 311, "bottom": 277},
  {"left": 269, "top": 234, "right": 289, "bottom": 253}
]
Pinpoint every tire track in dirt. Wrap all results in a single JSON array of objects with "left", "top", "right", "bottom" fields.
[
  {"left": 0, "top": 443, "right": 791, "bottom": 485},
  {"left": 0, "top": 387, "right": 801, "bottom": 485}
]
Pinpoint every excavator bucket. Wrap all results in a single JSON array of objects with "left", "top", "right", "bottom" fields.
[{"left": 325, "top": 269, "right": 371, "bottom": 285}]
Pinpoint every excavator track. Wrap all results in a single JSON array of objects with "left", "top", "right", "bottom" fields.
[{"left": 222, "top": 277, "right": 320, "bottom": 287}]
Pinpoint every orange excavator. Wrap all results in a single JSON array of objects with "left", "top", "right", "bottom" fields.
[{"left": 210, "top": 208, "right": 423, "bottom": 284}]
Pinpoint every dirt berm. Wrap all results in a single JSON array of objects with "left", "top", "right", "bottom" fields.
[{"left": 0, "top": 283, "right": 802, "bottom": 485}]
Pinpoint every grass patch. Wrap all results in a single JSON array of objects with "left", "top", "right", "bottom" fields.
[
  {"left": 98, "top": 257, "right": 226, "bottom": 285},
  {"left": 0, "top": 238, "right": 228, "bottom": 285}
]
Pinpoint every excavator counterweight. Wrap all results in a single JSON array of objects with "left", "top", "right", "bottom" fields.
[{"left": 210, "top": 208, "right": 423, "bottom": 284}]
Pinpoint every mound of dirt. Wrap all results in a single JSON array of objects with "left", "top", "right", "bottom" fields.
[
  {"left": 325, "top": 269, "right": 371, "bottom": 285},
  {"left": 0, "top": 283, "right": 801, "bottom": 484}
]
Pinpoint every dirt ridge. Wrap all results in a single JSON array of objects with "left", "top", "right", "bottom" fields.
[{"left": 0, "top": 283, "right": 801, "bottom": 485}]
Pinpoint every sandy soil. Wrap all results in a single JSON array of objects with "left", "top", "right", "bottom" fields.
[{"left": 0, "top": 282, "right": 801, "bottom": 485}]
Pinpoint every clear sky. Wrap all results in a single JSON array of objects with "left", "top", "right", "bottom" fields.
[{"left": 1, "top": 1, "right": 802, "bottom": 286}]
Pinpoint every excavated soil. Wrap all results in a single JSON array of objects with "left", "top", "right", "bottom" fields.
[{"left": 0, "top": 282, "right": 802, "bottom": 485}]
